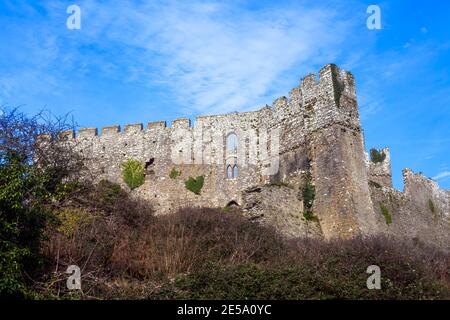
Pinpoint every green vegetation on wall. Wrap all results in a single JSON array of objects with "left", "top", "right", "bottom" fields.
[
  {"left": 369, "top": 180, "right": 382, "bottom": 189},
  {"left": 428, "top": 199, "right": 435, "bottom": 213},
  {"left": 302, "top": 174, "right": 317, "bottom": 222},
  {"left": 331, "top": 65, "right": 345, "bottom": 107},
  {"left": 184, "top": 176, "right": 204, "bottom": 195},
  {"left": 370, "top": 149, "right": 386, "bottom": 164},
  {"left": 379, "top": 203, "right": 392, "bottom": 225},
  {"left": 268, "top": 181, "right": 293, "bottom": 189},
  {"left": 121, "top": 159, "right": 145, "bottom": 190},
  {"left": 169, "top": 168, "right": 181, "bottom": 179},
  {"left": 303, "top": 210, "right": 319, "bottom": 222},
  {"left": 428, "top": 199, "right": 437, "bottom": 219}
]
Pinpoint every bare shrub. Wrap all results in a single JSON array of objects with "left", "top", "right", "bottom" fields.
[
  {"left": 40, "top": 194, "right": 285, "bottom": 297},
  {"left": 156, "top": 236, "right": 449, "bottom": 300},
  {"left": 109, "top": 208, "right": 284, "bottom": 279},
  {"left": 38, "top": 181, "right": 449, "bottom": 300}
]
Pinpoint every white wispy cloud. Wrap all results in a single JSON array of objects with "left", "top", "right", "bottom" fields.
[
  {"left": 62, "top": 0, "right": 354, "bottom": 115},
  {"left": 2, "top": 0, "right": 443, "bottom": 122},
  {"left": 433, "top": 171, "right": 450, "bottom": 180}
]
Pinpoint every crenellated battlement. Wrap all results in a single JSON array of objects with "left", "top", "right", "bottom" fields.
[
  {"left": 298, "top": 64, "right": 356, "bottom": 101},
  {"left": 78, "top": 127, "right": 98, "bottom": 138},
  {"left": 172, "top": 118, "right": 191, "bottom": 129},
  {"left": 101, "top": 125, "right": 120, "bottom": 136},
  {"left": 402, "top": 168, "right": 449, "bottom": 204},
  {"left": 367, "top": 147, "right": 393, "bottom": 188},
  {"left": 148, "top": 121, "right": 167, "bottom": 129},
  {"left": 299, "top": 64, "right": 360, "bottom": 134},
  {"left": 124, "top": 123, "right": 143, "bottom": 133},
  {"left": 67, "top": 64, "right": 358, "bottom": 141}
]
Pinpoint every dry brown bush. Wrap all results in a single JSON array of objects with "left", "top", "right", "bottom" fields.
[
  {"left": 39, "top": 181, "right": 284, "bottom": 298},
  {"left": 36, "top": 180, "right": 449, "bottom": 299}
]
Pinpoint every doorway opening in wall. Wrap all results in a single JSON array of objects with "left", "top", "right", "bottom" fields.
[
  {"left": 145, "top": 158, "right": 155, "bottom": 176},
  {"left": 145, "top": 158, "right": 155, "bottom": 169},
  {"left": 226, "top": 200, "right": 239, "bottom": 208}
]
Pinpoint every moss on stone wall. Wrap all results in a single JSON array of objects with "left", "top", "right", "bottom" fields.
[
  {"left": 331, "top": 64, "right": 345, "bottom": 107},
  {"left": 370, "top": 149, "right": 386, "bottom": 164},
  {"left": 185, "top": 176, "right": 204, "bottom": 195},
  {"left": 428, "top": 199, "right": 438, "bottom": 219},
  {"left": 302, "top": 175, "right": 315, "bottom": 212},
  {"left": 303, "top": 211, "right": 319, "bottom": 222},
  {"left": 379, "top": 203, "right": 392, "bottom": 225},
  {"left": 301, "top": 174, "right": 317, "bottom": 222},
  {"left": 169, "top": 168, "right": 181, "bottom": 179},
  {"left": 428, "top": 199, "right": 435, "bottom": 213}
]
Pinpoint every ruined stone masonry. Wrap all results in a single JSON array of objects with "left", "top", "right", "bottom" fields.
[{"left": 62, "top": 64, "right": 450, "bottom": 249}]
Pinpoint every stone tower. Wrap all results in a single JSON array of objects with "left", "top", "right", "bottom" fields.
[{"left": 304, "top": 64, "right": 377, "bottom": 238}]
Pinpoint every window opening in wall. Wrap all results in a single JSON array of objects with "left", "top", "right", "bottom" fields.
[
  {"left": 145, "top": 157, "right": 155, "bottom": 176},
  {"left": 226, "top": 133, "right": 238, "bottom": 153},
  {"left": 226, "top": 163, "right": 238, "bottom": 179},
  {"left": 227, "top": 164, "right": 233, "bottom": 179}
]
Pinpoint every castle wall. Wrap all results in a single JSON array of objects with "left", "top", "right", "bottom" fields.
[
  {"left": 369, "top": 169, "right": 450, "bottom": 250},
  {"left": 242, "top": 184, "right": 322, "bottom": 238},
  {"left": 63, "top": 64, "right": 449, "bottom": 245},
  {"left": 69, "top": 104, "right": 289, "bottom": 214}
]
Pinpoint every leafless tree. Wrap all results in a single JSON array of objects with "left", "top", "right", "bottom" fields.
[{"left": 0, "top": 106, "right": 85, "bottom": 200}]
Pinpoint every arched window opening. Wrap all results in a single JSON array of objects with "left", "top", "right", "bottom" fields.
[
  {"left": 227, "top": 133, "right": 238, "bottom": 153},
  {"left": 233, "top": 165, "right": 238, "bottom": 178},
  {"left": 227, "top": 165, "right": 233, "bottom": 179},
  {"left": 226, "top": 164, "right": 238, "bottom": 179}
]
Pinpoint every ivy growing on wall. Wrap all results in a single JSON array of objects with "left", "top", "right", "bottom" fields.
[
  {"left": 185, "top": 176, "right": 204, "bottom": 195},
  {"left": 370, "top": 149, "right": 386, "bottom": 164},
  {"left": 379, "top": 203, "right": 392, "bottom": 225},
  {"left": 169, "top": 168, "right": 181, "bottom": 179},
  {"left": 428, "top": 199, "right": 435, "bottom": 213},
  {"left": 303, "top": 210, "right": 319, "bottom": 222},
  {"left": 331, "top": 64, "right": 345, "bottom": 107},
  {"left": 428, "top": 199, "right": 438, "bottom": 219},
  {"left": 121, "top": 159, "right": 145, "bottom": 190},
  {"left": 302, "top": 174, "right": 317, "bottom": 222}
]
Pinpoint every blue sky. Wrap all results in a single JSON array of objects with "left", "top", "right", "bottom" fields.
[{"left": 0, "top": 0, "right": 449, "bottom": 189}]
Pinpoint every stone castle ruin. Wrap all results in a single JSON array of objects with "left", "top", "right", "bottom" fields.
[{"left": 61, "top": 64, "right": 450, "bottom": 249}]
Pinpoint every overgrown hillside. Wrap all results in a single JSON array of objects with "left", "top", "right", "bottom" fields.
[
  {"left": 6, "top": 181, "right": 450, "bottom": 300},
  {"left": 1, "top": 108, "right": 449, "bottom": 300},
  {"left": 38, "top": 182, "right": 450, "bottom": 299}
]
